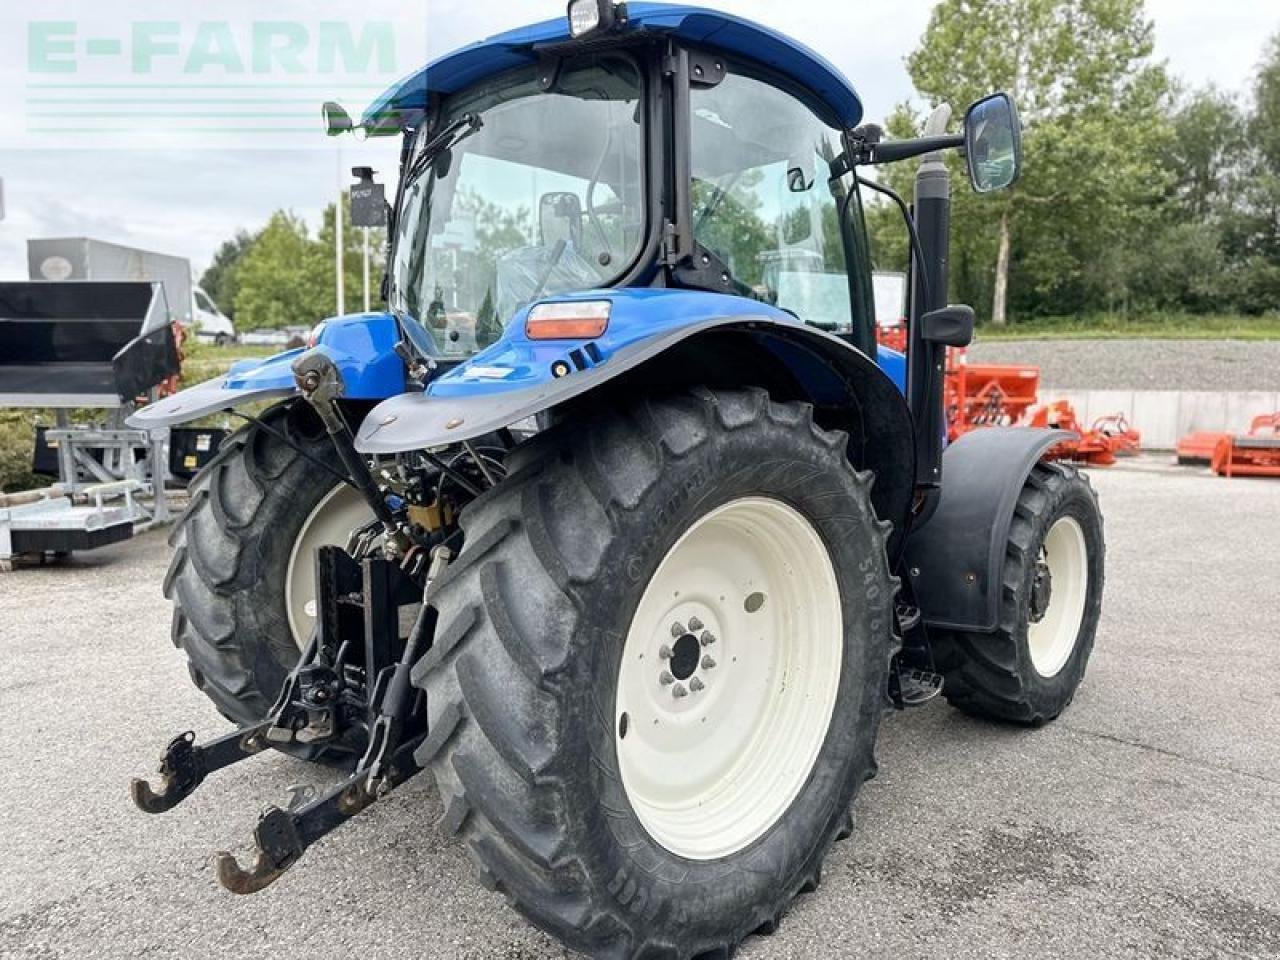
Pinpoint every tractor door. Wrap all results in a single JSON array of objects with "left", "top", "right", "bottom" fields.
[{"left": 684, "top": 60, "right": 877, "bottom": 357}]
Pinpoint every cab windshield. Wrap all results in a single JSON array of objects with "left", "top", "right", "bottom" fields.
[{"left": 390, "top": 54, "right": 646, "bottom": 358}]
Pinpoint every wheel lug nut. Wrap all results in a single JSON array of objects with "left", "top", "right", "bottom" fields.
[
  {"left": 670, "top": 622, "right": 685, "bottom": 638},
  {"left": 659, "top": 671, "right": 674, "bottom": 686},
  {"left": 672, "top": 683, "right": 688, "bottom": 699},
  {"left": 689, "top": 677, "right": 705, "bottom": 693},
  {"left": 688, "top": 616, "right": 704, "bottom": 631},
  {"left": 659, "top": 645, "right": 672, "bottom": 660},
  {"left": 701, "top": 655, "right": 716, "bottom": 670},
  {"left": 700, "top": 631, "right": 716, "bottom": 646}
]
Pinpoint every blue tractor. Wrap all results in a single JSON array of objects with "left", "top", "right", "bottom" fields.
[{"left": 131, "top": 4, "right": 1104, "bottom": 956}]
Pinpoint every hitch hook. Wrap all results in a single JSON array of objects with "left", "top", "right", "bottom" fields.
[
  {"left": 131, "top": 725, "right": 269, "bottom": 814},
  {"left": 215, "top": 806, "right": 304, "bottom": 895},
  {"left": 214, "top": 737, "right": 422, "bottom": 895},
  {"left": 130, "top": 731, "right": 202, "bottom": 814}
]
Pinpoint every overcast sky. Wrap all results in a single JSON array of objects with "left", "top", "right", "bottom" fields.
[{"left": 0, "top": 0, "right": 1275, "bottom": 292}]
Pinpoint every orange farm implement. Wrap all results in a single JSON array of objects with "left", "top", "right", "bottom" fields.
[
  {"left": 944, "top": 349, "right": 1041, "bottom": 437},
  {"left": 1177, "top": 413, "right": 1280, "bottom": 476},
  {"left": 878, "top": 326, "right": 1141, "bottom": 465},
  {"left": 1026, "top": 402, "right": 1141, "bottom": 467},
  {"left": 1193, "top": 413, "right": 1280, "bottom": 478}
]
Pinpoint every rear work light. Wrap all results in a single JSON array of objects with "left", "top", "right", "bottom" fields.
[
  {"left": 526, "top": 300, "right": 612, "bottom": 340},
  {"left": 568, "top": 0, "right": 619, "bottom": 39}
]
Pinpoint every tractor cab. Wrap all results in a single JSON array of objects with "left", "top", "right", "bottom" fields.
[{"left": 348, "top": 2, "right": 990, "bottom": 367}]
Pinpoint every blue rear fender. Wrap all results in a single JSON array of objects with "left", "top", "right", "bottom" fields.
[
  {"left": 419, "top": 289, "right": 907, "bottom": 401},
  {"left": 429, "top": 289, "right": 798, "bottom": 400},
  {"left": 127, "top": 313, "right": 405, "bottom": 429},
  {"left": 357, "top": 289, "right": 805, "bottom": 450},
  {"left": 355, "top": 288, "right": 916, "bottom": 533}
]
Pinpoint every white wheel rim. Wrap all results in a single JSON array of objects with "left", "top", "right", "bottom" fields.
[
  {"left": 615, "top": 497, "right": 843, "bottom": 861},
  {"left": 284, "top": 483, "right": 375, "bottom": 649},
  {"left": 1027, "top": 516, "right": 1089, "bottom": 678}
]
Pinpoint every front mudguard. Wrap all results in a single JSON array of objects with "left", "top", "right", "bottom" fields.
[
  {"left": 126, "top": 369, "right": 295, "bottom": 429},
  {"left": 902, "top": 428, "right": 1077, "bottom": 632},
  {"left": 128, "top": 313, "right": 405, "bottom": 429}
]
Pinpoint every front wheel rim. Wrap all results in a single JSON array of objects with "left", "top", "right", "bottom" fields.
[
  {"left": 1027, "top": 515, "right": 1090, "bottom": 678},
  {"left": 615, "top": 497, "right": 844, "bottom": 861}
]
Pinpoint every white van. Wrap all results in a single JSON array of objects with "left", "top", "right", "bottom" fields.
[{"left": 192, "top": 286, "right": 236, "bottom": 344}]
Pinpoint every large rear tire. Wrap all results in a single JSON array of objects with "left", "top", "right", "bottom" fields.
[
  {"left": 932, "top": 461, "right": 1104, "bottom": 725},
  {"left": 164, "top": 403, "right": 372, "bottom": 742},
  {"left": 412, "top": 388, "right": 896, "bottom": 958}
]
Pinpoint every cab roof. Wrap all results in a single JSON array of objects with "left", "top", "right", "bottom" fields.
[{"left": 362, "top": 3, "right": 863, "bottom": 131}]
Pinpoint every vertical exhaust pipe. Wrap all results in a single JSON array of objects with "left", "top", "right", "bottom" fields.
[{"left": 908, "top": 104, "right": 953, "bottom": 495}]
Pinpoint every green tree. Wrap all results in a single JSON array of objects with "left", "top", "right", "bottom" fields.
[
  {"left": 1166, "top": 87, "right": 1244, "bottom": 221},
  {"left": 231, "top": 198, "right": 389, "bottom": 330},
  {"left": 475, "top": 287, "right": 502, "bottom": 347},
  {"left": 1230, "top": 32, "right": 1280, "bottom": 313},
  {"left": 690, "top": 172, "right": 771, "bottom": 289},
  {"left": 198, "top": 230, "right": 257, "bottom": 320},
  {"left": 1120, "top": 86, "right": 1244, "bottom": 314},
  {"left": 232, "top": 212, "right": 331, "bottom": 329},
  {"left": 903, "top": 0, "right": 1174, "bottom": 324}
]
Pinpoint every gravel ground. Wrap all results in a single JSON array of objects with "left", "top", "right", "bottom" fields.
[
  {"left": 967, "top": 339, "right": 1280, "bottom": 391},
  {"left": 2, "top": 458, "right": 1280, "bottom": 959}
]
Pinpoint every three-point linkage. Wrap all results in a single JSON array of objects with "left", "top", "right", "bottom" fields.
[{"left": 131, "top": 544, "right": 448, "bottom": 894}]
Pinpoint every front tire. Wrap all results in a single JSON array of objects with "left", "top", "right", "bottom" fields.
[
  {"left": 413, "top": 388, "right": 896, "bottom": 958},
  {"left": 164, "top": 403, "right": 372, "bottom": 734},
  {"left": 932, "top": 462, "right": 1104, "bottom": 725}
]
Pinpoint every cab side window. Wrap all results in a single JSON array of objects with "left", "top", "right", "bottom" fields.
[{"left": 689, "top": 68, "right": 868, "bottom": 342}]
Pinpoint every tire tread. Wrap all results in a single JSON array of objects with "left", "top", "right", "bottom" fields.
[{"left": 414, "top": 388, "right": 895, "bottom": 959}]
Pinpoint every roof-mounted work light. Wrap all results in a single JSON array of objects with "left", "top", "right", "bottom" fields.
[{"left": 568, "top": 0, "right": 623, "bottom": 39}]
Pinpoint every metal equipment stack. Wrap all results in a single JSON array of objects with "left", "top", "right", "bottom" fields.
[{"left": 0, "top": 280, "right": 178, "bottom": 567}]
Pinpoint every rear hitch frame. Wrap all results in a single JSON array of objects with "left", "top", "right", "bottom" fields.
[{"left": 131, "top": 543, "right": 447, "bottom": 893}]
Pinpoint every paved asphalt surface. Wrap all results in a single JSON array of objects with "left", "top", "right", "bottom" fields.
[
  {"left": 2, "top": 456, "right": 1279, "bottom": 960},
  {"left": 968, "top": 339, "right": 1280, "bottom": 391}
]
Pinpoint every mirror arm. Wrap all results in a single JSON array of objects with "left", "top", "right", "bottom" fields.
[{"left": 866, "top": 133, "right": 964, "bottom": 165}]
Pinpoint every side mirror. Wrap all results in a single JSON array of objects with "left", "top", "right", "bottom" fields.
[
  {"left": 963, "top": 93, "right": 1022, "bottom": 193},
  {"left": 920, "top": 305, "right": 975, "bottom": 348},
  {"left": 322, "top": 101, "right": 354, "bottom": 138}
]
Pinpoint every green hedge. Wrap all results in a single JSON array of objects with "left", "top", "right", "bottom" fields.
[{"left": 0, "top": 410, "right": 51, "bottom": 494}]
